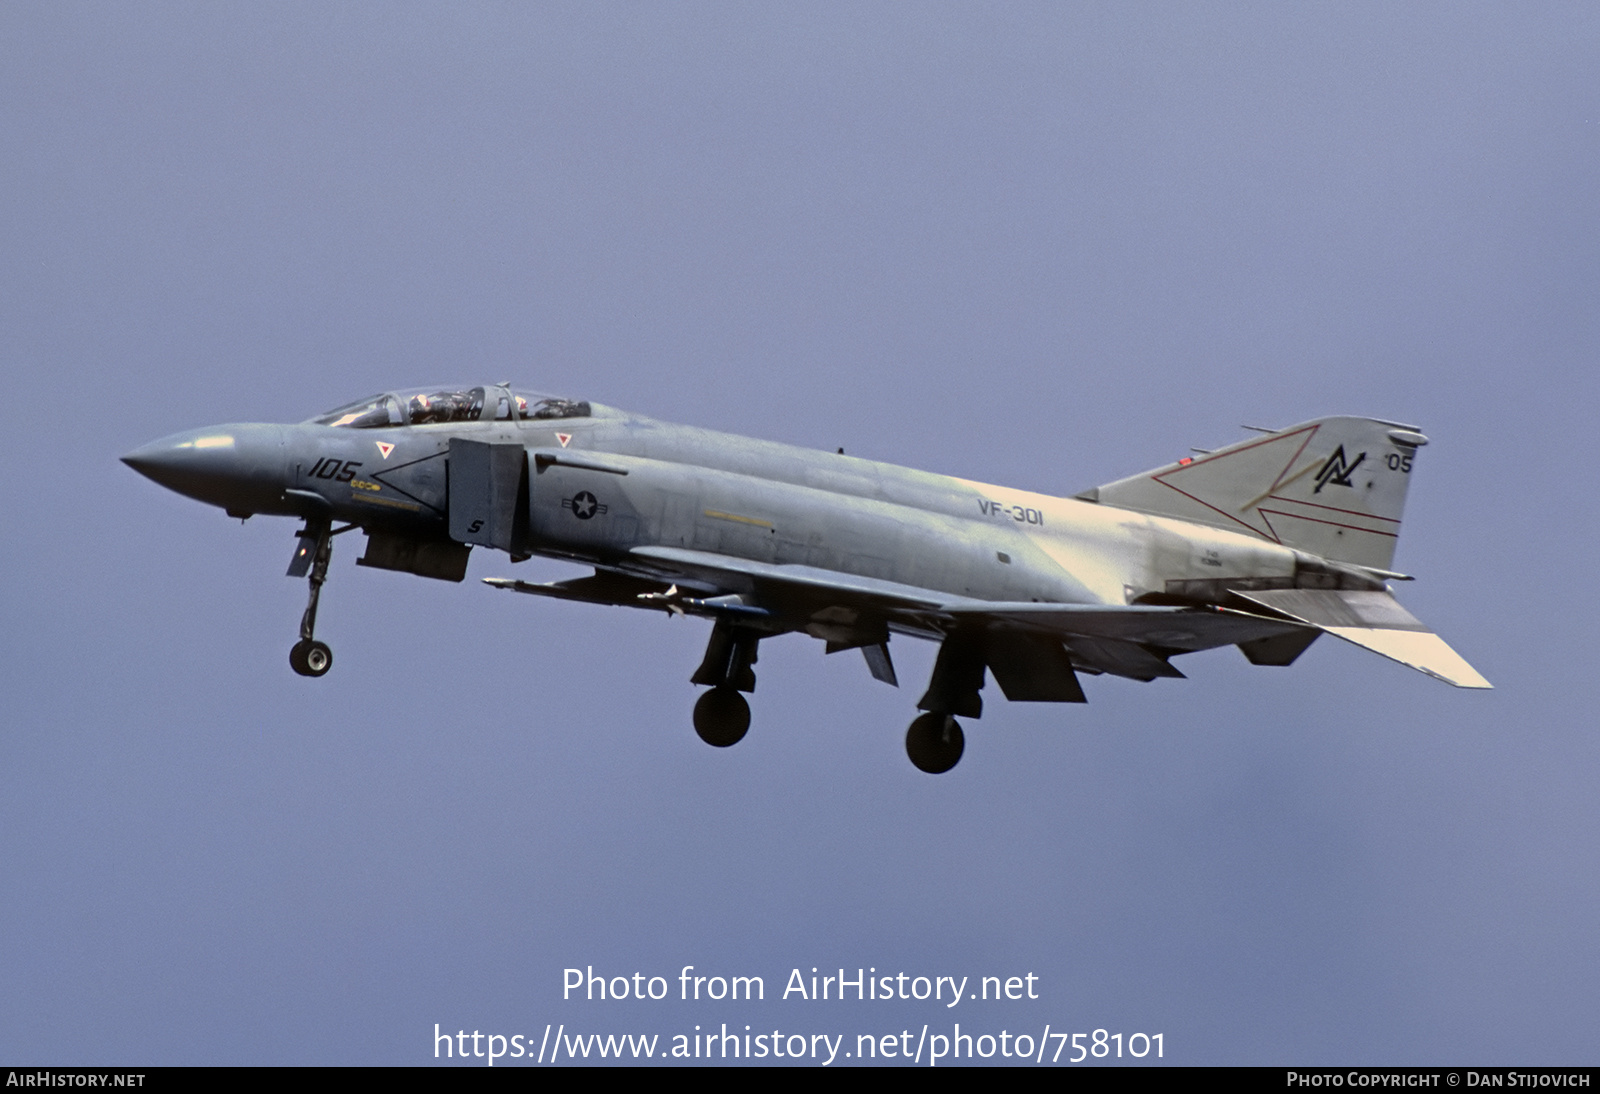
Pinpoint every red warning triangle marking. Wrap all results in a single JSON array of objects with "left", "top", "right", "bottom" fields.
[
  {"left": 375, "top": 441, "right": 395, "bottom": 458},
  {"left": 556, "top": 433, "right": 572, "bottom": 448}
]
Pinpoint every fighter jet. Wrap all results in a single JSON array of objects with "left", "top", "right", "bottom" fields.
[{"left": 123, "top": 385, "right": 1489, "bottom": 773}]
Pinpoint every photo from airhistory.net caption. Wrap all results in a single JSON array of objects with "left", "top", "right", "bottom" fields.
[
  {"left": 437, "top": 963, "right": 1154, "bottom": 1066},
  {"left": 424, "top": 965, "right": 1593, "bottom": 1070}
]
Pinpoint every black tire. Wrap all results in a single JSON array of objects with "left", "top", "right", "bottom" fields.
[
  {"left": 693, "top": 687, "right": 750, "bottom": 747},
  {"left": 290, "top": 639, "right": 333, "bottom": 678},
  {"left": 905, "top": 713, "right": 964, "bottom": 774}
]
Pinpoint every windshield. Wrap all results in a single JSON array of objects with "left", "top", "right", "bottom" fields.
[
  {"left": 311, "top": 386, "right": 592, "bottom": 428},
  {"left": 311, "top": 395, "right": 403, "bottom": 429}
]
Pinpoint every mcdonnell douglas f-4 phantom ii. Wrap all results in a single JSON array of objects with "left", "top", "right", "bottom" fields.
[{"left": 123, "top": 385, "right": 1489, "bottom": 773}]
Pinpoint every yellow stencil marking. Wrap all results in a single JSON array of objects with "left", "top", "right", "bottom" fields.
[{"left": 703, "top": 509, "right": 774, "bottom": 529}]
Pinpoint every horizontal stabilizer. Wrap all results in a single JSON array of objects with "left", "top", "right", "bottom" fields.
[{"left": 1231, "top": 589, "right": 1491, "bottom": 689}]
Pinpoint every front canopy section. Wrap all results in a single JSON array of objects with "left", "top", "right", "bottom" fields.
[
  {"left": 310, "top": 393, "right": 403, "bottom": 429},
  {"left": 307, "top": 386, "right": 592, "bottom": 428}
]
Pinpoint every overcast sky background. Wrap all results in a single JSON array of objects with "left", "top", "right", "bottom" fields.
[{"left": 3, "top": 3, "right": 1597, "bottom": 1066}]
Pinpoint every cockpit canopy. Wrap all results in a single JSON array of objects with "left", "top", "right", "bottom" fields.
[{"left": 310, "top": 386, "right": 591, "bottom": 429}]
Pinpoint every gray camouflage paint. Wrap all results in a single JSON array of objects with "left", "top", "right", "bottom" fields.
[{"left": 123, "top": 391, "right": 1487, "bottom": 696}]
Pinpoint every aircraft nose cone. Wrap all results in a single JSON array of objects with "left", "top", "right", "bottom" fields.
[
  {"left": 121, "top": 424, "right": 288, "bottom": 514},
  {"left": 121, "top": 430, "right": 242, "bottom": 491},
  {"left": 120, "top": 437, "right": 203, "bottom": 483}
]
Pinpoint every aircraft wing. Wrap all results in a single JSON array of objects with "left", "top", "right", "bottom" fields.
[
  {"left": 625, "top": 546, "right": 947, "bottom": 611},
  {"left": 934, "top": 601, "right": 1307, "bottom": 651},
  {"left": 624, "top": 545, "right": 1300, "bottom": 638},
  {"left": 488, "top": 548, "right": 1484, "bottom": 690},
  {"left": 623, "top": 547, "right": 1317, "bottom": 685},
  {"left": 483, "top": 546, "right": 946, "bottom": 628},
  {"left": 925, "top": 601, "right": 1312, "bottom": 682}
]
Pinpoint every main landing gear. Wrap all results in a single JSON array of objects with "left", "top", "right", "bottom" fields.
[
  {"left": 684, "top": 621, "right": 975, "bottom": 773},
  {"left": 693, "top": 687, "right": 750, "bottom": 747},
  {"left": 690, "top": 620, "right": 760, "bottom": 748},
  {"left": 905, "top": 713, "right": 965, "bottom": 774},
  {"left": 286, "top": 520, "right": 344, "bottom": 678},
  {"left": 900, "top": 628, "right": 982, "bottom": 774}
]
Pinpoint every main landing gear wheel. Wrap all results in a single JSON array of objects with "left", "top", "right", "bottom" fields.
[
  {"left": 906, "top": 712, "right": 964, "bottom": 774},
  {"left": 290, "top": 639, "right": 333, "bottom": 678},
  {"left": 693, "top": 687, "right": 750, "bottom": 748}
]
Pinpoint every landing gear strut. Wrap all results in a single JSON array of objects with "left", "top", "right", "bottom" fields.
[
  {"left": 690, "top": 620, "right": 761, "bottom": 747},
  {"left": 903, "top": 629, "right": 982, "bottom": 773},
  {"left": 287, "top": 521, "right": 335, "bottom": 678},
  {"left": 905, "top": 712, "right": 965, "bottom": 774}
]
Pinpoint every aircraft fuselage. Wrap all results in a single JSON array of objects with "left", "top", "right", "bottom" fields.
[
  {"left": 127, "top": 406, "right": 1298, "bottom": 612},
  {"left": 123, "top": 388, "right": 1487, "bottom": 772}
]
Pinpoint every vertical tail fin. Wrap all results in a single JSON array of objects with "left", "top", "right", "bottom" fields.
[{"left": 1082, "top": 417, "right": 1427, "bottom": 570}]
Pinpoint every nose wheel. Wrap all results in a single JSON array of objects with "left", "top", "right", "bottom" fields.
[{"left": 290, "top": 639, "right": 333, "bottom": 677}]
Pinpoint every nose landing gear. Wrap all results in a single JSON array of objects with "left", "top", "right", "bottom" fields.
[
  {"left": 286, "top": 520, "right": 343, "bottom": 678},
  {"left": 290, "top": 638, "right": 332, "bottom": 677}
]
